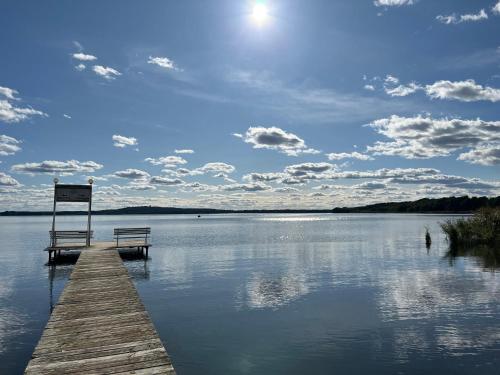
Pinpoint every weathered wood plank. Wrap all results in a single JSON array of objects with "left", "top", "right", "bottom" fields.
[
  {"left": 31, "top": 339, "right": 163, "bottom": 362},
  {"left": 26, "top": 246, "right": 175, "bottom": 375}
]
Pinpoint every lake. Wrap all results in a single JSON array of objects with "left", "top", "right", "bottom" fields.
[{"left": 0, "top": 213, "right": 499, "bottom": 374}]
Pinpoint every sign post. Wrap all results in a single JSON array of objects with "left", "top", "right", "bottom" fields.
[
  {"left": 87, "top": 180, "right": 93, "bottom": 246},
  {"left": 51, "top": 179, "right": 94, "bottom": 247}
]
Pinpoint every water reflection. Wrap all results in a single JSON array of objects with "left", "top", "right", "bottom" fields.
[
  {"left": 237, "top": 272, "right": 310, "bottom": 310},
  {"left": 2, "top": 214, "right": 500, "bottom": 374},
  {"left": 435, "top": 325, "right": 500, "bottom": 356},
  {"left": 121, "top": 252, "right": 150, "bottom": 281},
  {"left": 0, "top": 279, "right": 25, "bottom": 355},
  {"left": 445, "top": 245, "right": 500, "bottom": 271},
  {"left": 48, "top": 264, "right": 73, "bottom": 313}
]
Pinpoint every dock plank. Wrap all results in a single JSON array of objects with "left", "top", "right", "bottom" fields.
[{"left": 25, "top": 246, "right": 175, "bottom": 375}]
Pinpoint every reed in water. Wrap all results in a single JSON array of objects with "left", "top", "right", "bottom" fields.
[
  {"left": 441, "top": 207, "right": 500, "bottom": 248},
  {"left": 425, "top": 226, "right": 432, "bottom": 248}
]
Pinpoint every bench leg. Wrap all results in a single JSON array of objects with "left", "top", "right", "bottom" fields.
[{"left": 145, "top": 246, "right": 149, "bottom": 258}]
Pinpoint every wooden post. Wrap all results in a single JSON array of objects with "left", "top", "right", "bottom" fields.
[
  {"left": 51, "top": 182, "right": 57, "bottom": 247},
  {"left": 86, "top": 181, "right": 92, "bottom": 247}
]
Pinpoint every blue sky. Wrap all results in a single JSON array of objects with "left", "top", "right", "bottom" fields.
[{"left": 0, "top": 0, "right": 499, "bottom": 210}]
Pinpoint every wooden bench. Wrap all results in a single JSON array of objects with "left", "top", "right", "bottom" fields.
[
  {"left": 47, "top": 230, "right": 93, "bottom": 261},
  {"left": 113, "top": 227, "right": 151, "bottom": 257}
]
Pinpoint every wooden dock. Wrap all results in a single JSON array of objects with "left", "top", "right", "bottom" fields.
[{"left": 25, "top": 245, "right": 176, "bottom": 374}]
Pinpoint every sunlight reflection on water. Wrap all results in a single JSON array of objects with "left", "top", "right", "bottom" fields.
[{"left": 255, "top": 215, "right": 334, "bottom": 222}]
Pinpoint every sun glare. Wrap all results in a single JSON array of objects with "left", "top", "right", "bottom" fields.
[{"left": 252, "top": 2, "right": 269, "bottom": 26}]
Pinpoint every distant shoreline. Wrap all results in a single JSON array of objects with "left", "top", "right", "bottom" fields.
[{"left": 1, "top": 196, "right": 498, "bottom": 216}]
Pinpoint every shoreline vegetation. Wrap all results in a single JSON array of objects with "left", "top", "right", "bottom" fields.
[
  {"left": 0, "top": 196, "right": 499, "bottom": 216},
  {"left": 441, "top": 207, "right": 500, "bottom": 248}
]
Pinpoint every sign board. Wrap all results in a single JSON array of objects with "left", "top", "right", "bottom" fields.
[{"left": 54, "top": 184, "right": 92, "bottom": 202}]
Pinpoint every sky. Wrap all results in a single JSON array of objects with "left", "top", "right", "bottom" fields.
[{"left": 0, "top": 0, "right": 499, "bottom": 211}]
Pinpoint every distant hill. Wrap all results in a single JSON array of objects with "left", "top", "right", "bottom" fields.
[
  {"left": 0, "top": 206, "right": 332, "bottom": 216},
  {"left": 332, "top": 196, "right": 500, "bottom": 213},
  {"left": 1, "top": 196, "right": 498, "bottom": 216}
]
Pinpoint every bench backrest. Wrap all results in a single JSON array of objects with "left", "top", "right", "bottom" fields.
[
  {"left": 114, "top": 227, "right": 151, "bottom": 236},
  {"left": 49, "top": 230, "right": 93, "bottom": 246},
  {"left": 113, "top": 227, "right": 151, "bottom": 244},
  {"left": 50, "top": 230, "right": 93, "bottom": 238}
]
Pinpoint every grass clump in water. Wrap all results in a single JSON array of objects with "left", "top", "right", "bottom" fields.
[
  {"left": 441, "top": 207, "right": 500, "bottom": 247},
  {"left": 425, "top": 226, "right": 432, "bottom": 248}
]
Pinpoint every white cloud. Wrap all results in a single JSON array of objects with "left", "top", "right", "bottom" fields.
[
  {"left": 425, "top": 79, "right": 500, "bottom": 102},
  {"left": 383, "top": 75, "right": 422, "bottom": 97},
  {"left": 0, "top": 86, "right": 18, "bottom": 100},
  {"left": 274, "top": 187, "right": 300, "bottom": 193},
  {"left": 385, "top": 83, "right": 422, "bottom": 97},
  {"left": 112, "top": 135, "right": 138, "bottom": 148},
  {"left": 329, "top": 168, "right": 441, "bottom": 180},
  {"left": 0, "top": 135, "right": 21, "bottom": 156},
  {"left": 193, "top": 162, "right": 235, "bottom": 175},
  {"left": 436, "top": 9, "right": 488, "bottom": 24},
  {"left": 275, "top": 166, "right": 451, "bottom": 187},
  {"left": 222, "top": 183, "right": 272, "bottom": 192},
  {"left": 174, "top": 149, "right": 194, "bottom": 154},
  {"left": 113, "top": 169, "right": 150, "bottom": 180},
  {"left": 384, "top": 75, "right": 400, "bottom": 85},
  {"left": 374, "top": 0, "right": 414, "bottom": 6},
  {"left": 493, "top": 2, "right": 500, "bottom": 15},
  {"left": 388, "top": 174, "right": 496, "bottom": 190},
  {"left": 436, "top": 15, "right": 461, "bottom": 25},
  {"left": 0, "top": 86, "right": 46, "bottom": 124},
  {"left": 460, "top": 9, "right": 488, "bottom": 22},
  {"left": 243, "top": 172, "right": 285, "bottom": 183},
  {"left": 326, "top": 152, "right": 374, "bottom": 161},
  {"left": 0, "top": 172, "right": 20, "bottom": 187},
  {"left": 12, "top": 160, "right": 103, "bottom": 175},
  {"left": 127, "top": 181, "right": 156, "bottom": 191},
  {"left": 240, "top": 126, "right": 320, "bottom": 156},
  {"left": 0, "top": 100, "right": 46, "bottom": 123},
  {"left": 382, "top": 77, "right": 500, "bottom": 102},
  {"left": 282, "top": 163, "right": 337, "bottom": 183},
  {"left": 63, "top": 114, "right": 72, "bottom": 119},
  {"left": 354, "top": 181, "right": 388, "bottom": 190},
  {"left": 75, "top": 64, "right": 86, "bottom": 71},
  {"left": 240, "top": 166, "right": 448, "bottom": 190},
  {"left": 458, "top": 145, "right": 500, "bottom": 166},
  {"left": 72, "top": 53, "right": 97, "bottom": 61},
  {"left": 213, "top": 172, "right": 236, "bottom": 183},
  {"left": 367, "top": 115, "right": 500, "bottom": 161},
  {"left": 92, "top": 65, "right": 121, "bottom": 80},
  {"left": 150, "top": 176, "right": 184, "bottom": 186},
  {"left": 147, "top": 56, "right": 181, "bottom": 71},
  {"left": 145, "top": 156, "right": 187, "bottom": 168},
  {"left": 364, "top": 85, "right": 375, "bottom": 91}
]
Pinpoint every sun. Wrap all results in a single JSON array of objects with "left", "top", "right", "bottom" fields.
[{"left": 252, "top": 2, "right": 269, "bottom": 26}]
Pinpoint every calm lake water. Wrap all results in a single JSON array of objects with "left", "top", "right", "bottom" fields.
[{"left": 0, "top": 213, "right": 499, "bottom": 374}]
